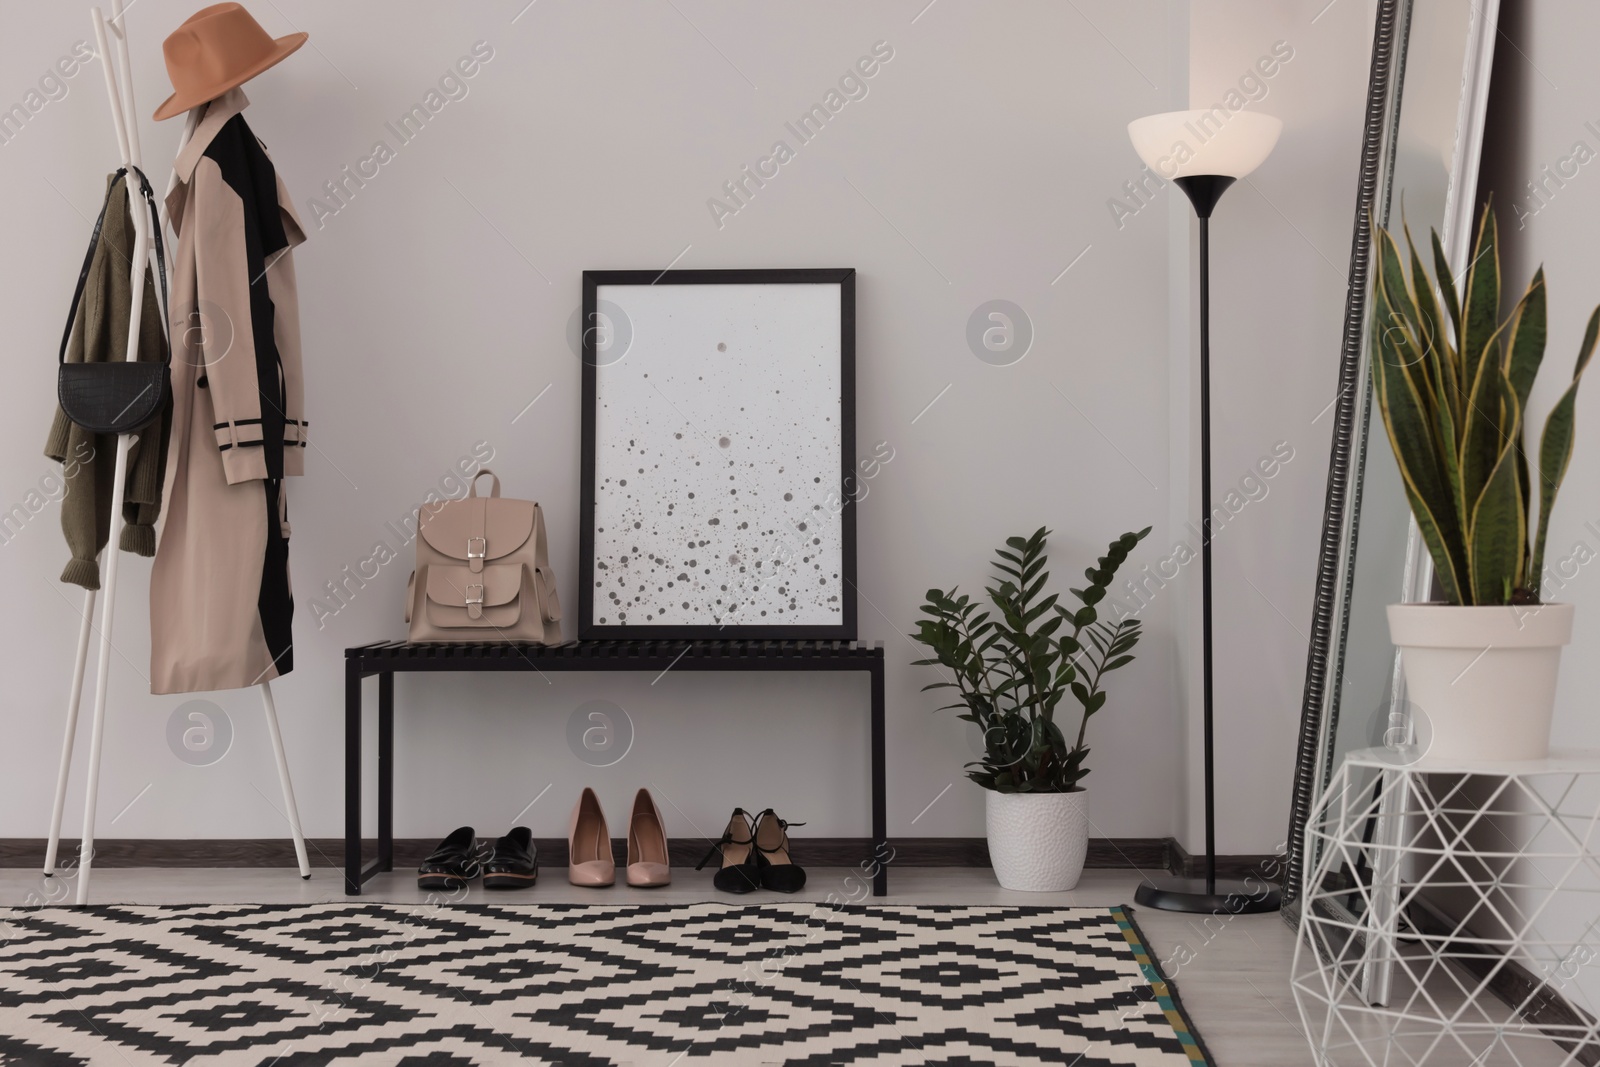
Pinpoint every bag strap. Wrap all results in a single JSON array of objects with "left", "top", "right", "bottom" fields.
[
  {"left": 58, "top": 166, "right": 171, "bottom": 366},
  {"left": 533, "top": 502, "right": 551, "bottom": 572},
  {"left": 469, "top": 469, "right": 501, "bottom": 498}
]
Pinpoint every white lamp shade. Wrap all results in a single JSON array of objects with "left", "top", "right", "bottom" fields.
[{"left": 1127, "top": 109, "right": 1282, "bottom": 179}]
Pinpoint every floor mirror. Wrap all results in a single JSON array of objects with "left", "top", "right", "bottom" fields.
[{"left": 1282, "top": 0, "right": 1501, "bottom": 924}]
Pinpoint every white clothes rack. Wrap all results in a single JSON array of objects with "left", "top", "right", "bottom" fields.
[{"left": 43, "top": 0, "right": 311, "bottom": 904}]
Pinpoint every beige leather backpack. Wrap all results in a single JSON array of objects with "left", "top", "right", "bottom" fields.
[{"left": 405, "top": 470, "right": 562, "bottom": 643}]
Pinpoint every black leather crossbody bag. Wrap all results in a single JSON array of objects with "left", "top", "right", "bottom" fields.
[{"left": 57, "top": 166, "right": 171, "bottom": 436}]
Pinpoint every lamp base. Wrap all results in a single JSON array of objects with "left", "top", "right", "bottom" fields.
[{"left": 1134, "top": 876, "right": 1282, "bottom": 914}]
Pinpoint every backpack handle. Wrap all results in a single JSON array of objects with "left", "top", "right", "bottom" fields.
[{"left": 469, "top": 469, "right": 501, "bottom": 498}]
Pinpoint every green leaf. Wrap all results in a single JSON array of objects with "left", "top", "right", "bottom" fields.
[
  {"left": 1371, "top": 234, "right": 1468, "bottom": 602},
  {"left": 1533, "top": 305, "right": 1600, "bottom": 595},
  {"left": 1501, "top": 272, "right": 1549, "bottom": 546},
  {"left": 1461, "top": 205, "right": 1502, "bottom": 395},
  {"left": 1458, "top": 322, "right": 1511, "bottom": 525},
  {"left": 1023, "top": 592, "right": 1059, "bottom": 624},
  {"left": 1468, "top": 379, "right": 1526, "bottom": 605},
  {"left": 1379, "top": 217, "right": 1438, "bottom": 405},
  {"left": 1432, "top": 227, "right": 1463, "bottom": 364},
  {"left": 1503, "top": 268, "right": 1548, "bottom": 410},
  {"left": 1404, "top": 215, "right": 1449, "bottom": 387},
  {"left": 1403, "top": 221, "right": 1464, "bottom": 495}
]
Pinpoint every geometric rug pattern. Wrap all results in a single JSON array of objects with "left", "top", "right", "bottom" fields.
[{"left": 0, "top": 903, "right": 1209, "bottom": 1065}]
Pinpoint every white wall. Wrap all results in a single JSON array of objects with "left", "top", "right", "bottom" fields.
[
  {"left": 1474, "top": 0, "right": 1600, "bottom": 1014},
  {"left": 1, "top": 1, "right": 1209, "bottom": 846},
  {"left": 1479, "top": 1, "right": 1600, "bottom": 758},
  {"left": 1180, "top": 0, "right": 1372, "bottom": 854}
]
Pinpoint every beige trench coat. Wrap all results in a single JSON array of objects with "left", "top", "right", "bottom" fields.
[{"left": 150, "top": 89, "right": 307, "bottom": 695}]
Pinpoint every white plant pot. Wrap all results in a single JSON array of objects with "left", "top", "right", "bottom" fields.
[
  {"left": 984, "top": 789, "right": 1089, "bottom": 892},
  {"left": 1387, "top": 603, "right": 1574, "bottom": 762}
]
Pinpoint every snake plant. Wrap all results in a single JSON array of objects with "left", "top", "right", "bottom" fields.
[{"left": 1371, "top": 205, "right": 1599, "bottom": 605}]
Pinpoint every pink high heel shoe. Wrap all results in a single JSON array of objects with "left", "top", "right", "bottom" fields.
[
  {"left": 626, "top": 788, "right": 671, "bottom": 887},
  {"left": 567, "top": 787, "right": 615, "bottom": 887}
]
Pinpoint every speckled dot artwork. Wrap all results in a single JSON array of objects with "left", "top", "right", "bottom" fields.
[{"left": 593, "top": 282, "right": 843, "bottom": 628}]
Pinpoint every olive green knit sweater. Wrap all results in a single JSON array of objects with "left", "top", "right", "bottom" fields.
[{"left": 44, "top": 172, "right": 172, "bottom": 590}]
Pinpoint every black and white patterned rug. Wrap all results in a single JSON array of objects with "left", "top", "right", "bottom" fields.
[{"left": 0, "top": 903, "right": 1209, "bottom": 1065}]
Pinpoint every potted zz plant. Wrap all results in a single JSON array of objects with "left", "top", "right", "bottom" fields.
[
  {"left": 1372, "top": 205, "right": 1597, "bottom": 760},
  {"left": 912, "top": 526, "right": 1149, "bottom": 891}
]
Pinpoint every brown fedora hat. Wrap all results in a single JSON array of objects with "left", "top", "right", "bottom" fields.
[{"left": 153, "top": 3, "right": 307, "bottom": 121}]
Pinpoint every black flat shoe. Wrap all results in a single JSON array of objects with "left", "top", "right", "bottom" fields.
[
  {"left": 483, "top": 826, "right": 538, "bottom": 890},
  {"left": 696, "top": 809, "right": 762, "bottom": 894},
  {"left": 753, "top": 809, "right": 806, "bottom": 893},
  {"left": 417, "top": 826, "right": 480, "bottom": 891}
]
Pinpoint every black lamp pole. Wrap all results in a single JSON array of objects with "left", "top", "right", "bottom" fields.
[{"left": 1134, "top": 174, "right": 1282, "bottom": 915}]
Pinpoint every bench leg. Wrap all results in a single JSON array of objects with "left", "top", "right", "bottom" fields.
[
  {"left": 378, "top": 672, "right": 394, "bottom": 873},
  {"left": 345, "top": 659, "right": 363, "bottom": 895},
  {"left": 871, "top": 661, "right": 888, "bottom": 896}
]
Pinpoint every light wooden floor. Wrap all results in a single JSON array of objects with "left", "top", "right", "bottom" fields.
[{"left": 0, "top": 866, "right": 1579, "bottom": 1066}]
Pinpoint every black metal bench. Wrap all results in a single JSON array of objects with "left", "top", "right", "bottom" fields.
[{"left": 344, "top": 639, "right": 888, "bottom": 896}]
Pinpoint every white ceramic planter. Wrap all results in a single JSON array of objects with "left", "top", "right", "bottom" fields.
[
  {"left": 1387, "top": 603, "right": 1574, "bottom": 761},
  {"left": 984, "top": 789, "right": 1089, "bottom": 891}
]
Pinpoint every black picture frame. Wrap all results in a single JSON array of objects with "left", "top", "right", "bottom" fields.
[{"left": 579, "top": 268, "right": 857, "bottom": 640}]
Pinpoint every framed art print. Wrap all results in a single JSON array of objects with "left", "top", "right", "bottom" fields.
[{"left": 579, "top": 268, "right": 856, "bottom": 639}]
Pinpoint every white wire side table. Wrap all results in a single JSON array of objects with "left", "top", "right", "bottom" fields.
[{"left": 1292, "top": 747, "right": 1600, "bottom": 1066}]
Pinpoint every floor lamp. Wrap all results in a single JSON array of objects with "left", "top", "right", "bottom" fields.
[{"left": 1127, "top": 109, "right": 1283, "bottom": 914}]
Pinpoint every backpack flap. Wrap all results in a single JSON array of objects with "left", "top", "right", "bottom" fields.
[
  {"left": 418, "top": 496, "right": 534, "bottom": 571},
  {"left": 424, "top": 564, "right": 523, "bottom": 628}
]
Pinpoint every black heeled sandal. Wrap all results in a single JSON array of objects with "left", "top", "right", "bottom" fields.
[
  {"left": 696, "top": 809, "right": 762, "bottom": 894},
  {"left": 753, "top": 809, "right": 806, "bottom": 893}
]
